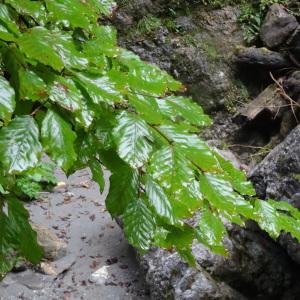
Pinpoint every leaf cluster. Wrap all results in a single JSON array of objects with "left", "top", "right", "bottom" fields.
[{"left": 0, "top": 0, "right": 300, "bottom": 275}]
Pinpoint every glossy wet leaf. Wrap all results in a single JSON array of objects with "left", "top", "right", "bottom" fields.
[
  {"left": 0, "top": 116, "right": 42, "bottom": 174},
  {"left": 89, "top": 159, "right": 105, "bottom": 193},
  {"left": 145, "top": 176, "right": 179, "bottom": 225},
  {"left": 41, "top": 110, "right": 77, "bottom": 172},
  {"left": 18, "top": 69, "right": 47, "bottom": 101},
  {"left": 106, "top": 163, "right": 139, "bottom": 216},
  {"left": 123, "top": 199, "right": 156, "bottom": 251},
  {"left": 0, "top": 76, "right": 15, "bottom": 123},
  {"left": 196, "top": 209, "right": 227, "bottom": 255},
  {"left": 113, "top": 112, "right": 153, "bottom": 168}
]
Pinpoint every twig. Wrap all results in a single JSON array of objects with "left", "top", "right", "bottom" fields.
[
  {"left": 227, "top": 144, "right": 264, "bottom": 149},
  {"left": 269, "top": 72, "right": 300, "bottom": 124}
]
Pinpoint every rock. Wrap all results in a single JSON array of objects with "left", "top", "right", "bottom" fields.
[
  {"left": 249, "top": 126, "right": 300, "bottom": 265},
  {"left": 260, "top": 4, "right": 299, "bottom": 49},
  {"left": 89, "top": 265, "right": 110, "bottom": 285},
  {"left": 234, "top": 47, "right": 292, "bottom": 69},
  {"left": 249, "top": 125, "right": 300, "bottom": 200},
  {"left": 174, "top": 16, "right": 196, "bottom": 32},
  {"left": 141, "top": 248, "right": 245, "bottom": 300},
  {"left": 32, "top": 224, "right": 67, "bottom": 261},
  {"left": 140, "top": 222, "right": 300, "bottom": 299},
  {"left": 114, "top": 4, "right": 246, "bottom": 111},
  {"left": 283, "top": 70, "right": 300, "bottom": 101},
  {"left": 287, "top": 26, "right": 300, "bottom": 64}
]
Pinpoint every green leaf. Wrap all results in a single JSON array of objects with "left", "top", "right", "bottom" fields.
[
  {"left": 41, "top": 110, "right": 77, "bottom": 172},
  {"left": 145, "top": 176, "right": 179, "bottom": 225},
  {"left": 18, "top": 27, "right": 64, "bottom": 72},
  {"left": 148, "top": 145, "right": 203, "bottom": 218},
  {"left": 123, "top": 199, "right": 156, "bottom": 251},
  {"left": 157, "top": 96, "right": 212, "bottom": 127},
  {"left": 165, "top": 225, "right": 196, "bottom": 266},
  {"left": 18, "top": 28, "right": 88, "bottom": 72},
  {"left": 23, "top": 162, "right": 57, "bottom": 185},
  {"left": 0, "top": 4, "right": 20, "bottom": 37},
  {"left": 0, "top": 75, "right": 15, "bottom": 124},
  {"left": 18, "top": 69, "right": 47, "bottom": 101},
  {"left": 199, "top": 173, "right": 254, "bottom": 219},
  {"left": 0, "top": 197, "right": 43, "bottom": 271},
  {"left": 84, "top": 26, "right": 118, "bottom": 57},
  {"left": 45, "top": 0, "right": 94, "bottom": 29},
  {"left": 128, "top": 94, "right": 164, "bottom": 124},
  {"left": 89, "top": 159, "right": 105, "bottom": 193},
  {"left": 7, "top": 198, "right": 43, "bottom": 262},
  {"left": 16, "top": 177, "right": 41, "bottom": 199},
  {"left": 6, "top": 0, "right": 47, "bottom": 23},
  {"left": 0, "top": 116, "right": 42, "bottom": 173},
  {"left": 90, "top": 0, "right": 116, "bottom": 16},
  {"left": 106, "top": 162, "right": 139, "bottom": 216},
  {"left": 75, "top": 73, "right": 123, "bottom": 105},
  {"left": 117, "top": 49, "right": 181, "bottom": 95},
  {"left": 113, "top": 112, "right": 153, "bottom": 168},
  {"left": 253, "top": 200, "right": 281, "bottom": 239},
  {"left": 196, "top": 209, "right": 227, "bottom": 255},
  {"left": 158, "top": 124, "right": 220, "bottom": 172},
  {"left": 49, "top": 76, "right": 83, "bottom": 112},
  {"left": 215, "top": 151, "right": 255, "bottom": 196}
]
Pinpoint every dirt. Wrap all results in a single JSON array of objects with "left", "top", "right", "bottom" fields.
[{"left": 0, "top": 168, "right": 149, "bottom": 300}]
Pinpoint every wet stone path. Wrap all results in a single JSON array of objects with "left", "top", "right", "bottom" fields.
[{"left": 0, "top": 168, "right": 149, "bottom": 300}]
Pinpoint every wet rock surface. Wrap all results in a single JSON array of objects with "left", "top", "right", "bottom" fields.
[
  {"left": 114, "top": 2, "right": 245, "bottom": 111},
  {"left": 249, "top": 125, "right": 300, "bottom": 266},
  {"left": 260, "top": 4, "right": 299, "bottom": 49},
  {"left": 0, "top": 169, "right": 149, "bottom": 300},
  {"left": 139, "top": 221, "right": 300, "bottom": 300},
  {"left": 234, "top": 47, "right": 292, "bottom": 69}
]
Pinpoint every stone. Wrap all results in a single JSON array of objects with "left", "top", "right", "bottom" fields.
[
  {"left": 249, "top": 125, "right": 300, "bottom": 264},
  {"left": 249, "top": 125, "right": 300, "bottom": 200},
  {"left": 113, "top": 4, "right": 246, "bottom": 111},
  {"left": 31, "top": 223, "right": 67, "bottom": 261},
  {"left": 234, "top": 47, "right": 292, "bottom": 69},
  {"left": 174, "top": 16, "right": 196, "bottom": 32},
  {"left": 287, "top": 26, "right": 300, "bottom": 64},
  {"left": 139, "top": 223, "right": 300, "bottom": 299},
  {"left": 260, "top": 4, "right": 299, "bottom": 49}
]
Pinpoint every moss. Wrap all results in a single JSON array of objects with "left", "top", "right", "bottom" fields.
[
  {"left": 224, "top": 80, "right": 250, "bottom": 113},
  {"left": 293, "top": 174, "right": 300, "bottom": 181},
  {"left": 200, "top": 40, "right": 221, "bottom": 61},
  {"left": 138, "top": 16, "right": 162, "bottom": 34}
]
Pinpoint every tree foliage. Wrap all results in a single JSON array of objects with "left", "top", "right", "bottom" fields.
[{"left": 0, "top": 0, "right": 300, "bottom": 275}]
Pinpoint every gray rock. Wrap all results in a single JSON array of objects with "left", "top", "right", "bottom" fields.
[
  {"left": 174, "top": 16, "right": 196, "bottom": 32},
  {"left": 234, "top": 47, "right": 292, "bottom": 69},
  {"left": 249, "top": 125, "right": 300, "bottom": 265},
  {"left": 32, "top": 223, "right": 67, "bottom": 261},
  {"left": 114, "top": 4, "right": 245, "bottom": 111},
  {"left": 249, "top": 125, "right": 300, "bottom": 200},
  {"left": 140, "top": 222, "right": 299, "bottom": 299},
  {"left": 260, "top": 4, "right": 299, "bottom": 49},
  {"left": 287, "top": 26, "right": 300, "bottom": 63},
  {"left": 141, "top": 248, "right": 245, "bottom": 300}
]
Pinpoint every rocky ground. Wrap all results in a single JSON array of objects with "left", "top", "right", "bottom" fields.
[{"left": 0, "top": 168, "right": 149, "bottom": 300}]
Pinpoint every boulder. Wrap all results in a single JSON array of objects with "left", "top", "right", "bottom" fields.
[
  {"left": 31, "top": 224, "right": 67, "bottom": 261},
  {"left": 249, "top": 125, "right": 300, "bottom": 200},
  {"left": 287, "top": 26, "right": 300, "bottom": 64},
  {"left": 140, "top": 222, "right": 300, "bottom": 299},
  {"left": 234, "top": 47, "right": 292, "bottom": 69},
  {"left": 260, "top": 4, "right": 299, "bottom": 49},
  {"left": 249, "top": 126, "right": 300, "bottom": 265}
]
